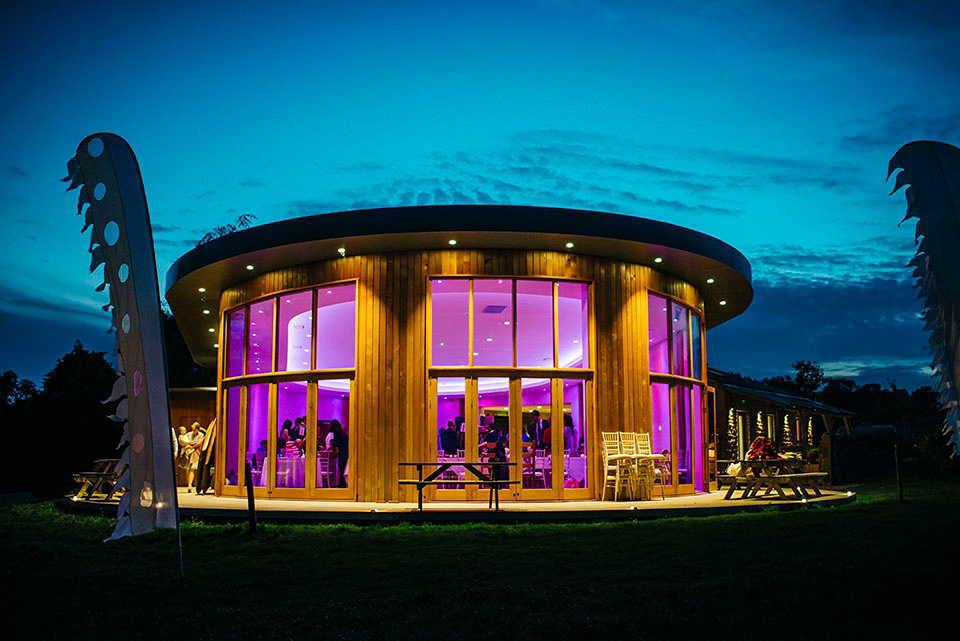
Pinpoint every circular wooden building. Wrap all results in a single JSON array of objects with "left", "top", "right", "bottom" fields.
[{"left": 165, "top": 205, "right": 752, "bottom": 502}]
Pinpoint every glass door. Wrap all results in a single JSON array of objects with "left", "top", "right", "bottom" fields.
[
  {"left": 519, "top": 378, "right": 559, "bottom": 500},
  {"left": 560, "top": 379, "right": 590, "bottom": 497},
  {"left": 433, "top": 377, "right": 472, "bottom": 500}
]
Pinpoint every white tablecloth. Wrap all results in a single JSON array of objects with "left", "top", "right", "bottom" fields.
[{"left": 276, "top": 456, "right": 305, "bottom": 488}]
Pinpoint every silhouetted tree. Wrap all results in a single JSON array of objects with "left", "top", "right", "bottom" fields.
[
  {"left": 762, "top": 360, "right": 825, "bottom": 399},
  {"left": 26, "top": 342, "right": 121, "bottom": 497},
  {"left": 196, "top": 213, "right": 256, "bottom": 246},
  {"left": 1, "top": 370, "right": 38, "bottom": 407},
  {"left": 793, "top": 360, "right": 826, "bottom": 397}
]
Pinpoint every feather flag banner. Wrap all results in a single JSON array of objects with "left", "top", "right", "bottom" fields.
[
  {"left": 889, "top": 140, "right": 960, "bottom": 456},
  {"left": 63, "top": 133, "right": 179, "bottom": 539}
]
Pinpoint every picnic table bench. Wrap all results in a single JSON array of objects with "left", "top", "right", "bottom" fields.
[
  {"left": 72, "top": 458, "right": 125, "bottom": 501},
  {"left": 399, "top": 461, "right": 518, "bottom": 511},
  {"left": 722, "top": 460, "right": 827, "bottom": 501}
]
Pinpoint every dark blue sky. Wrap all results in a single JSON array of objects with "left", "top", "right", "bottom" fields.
[{"left": 2, "top": 0, "right": 959, "bottom": 388}]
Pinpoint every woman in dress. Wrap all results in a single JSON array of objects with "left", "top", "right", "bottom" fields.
[{"left": 182, "top": 422, "right": 204, "bottom": 492}]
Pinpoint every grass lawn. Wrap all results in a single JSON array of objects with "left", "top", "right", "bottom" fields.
[{"left": 2, "top": 476, "right": 958, "bottom": 640}]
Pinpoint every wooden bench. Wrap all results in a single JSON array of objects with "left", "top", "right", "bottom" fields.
[
  {"left": 723, "top": 471, "right": 828, "bottom": 500},
  {"left": 72, "top": 459, "right": 125, "bottom": 501},
  {"left": 399, "top": 462, "right": 519, "bottom": 511},
  {"left": 721, "top": 474, "right": 760, "bottom": 500},
  {"left": 775, "top": 472, "right": 827, "bottom": 498}
]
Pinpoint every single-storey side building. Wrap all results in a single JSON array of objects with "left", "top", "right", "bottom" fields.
[
  {"left": 165, "top": 205, "right": 753, "bottom": 502},
  {"left": 709, "top": 368, "right": 855, "bottom": 481}
]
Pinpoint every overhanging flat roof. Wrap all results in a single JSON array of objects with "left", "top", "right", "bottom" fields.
[{"left": 166, "top": 205, "right": 753, "bottom": 369}]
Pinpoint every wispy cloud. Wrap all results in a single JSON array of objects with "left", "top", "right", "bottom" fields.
[
  {"left": 709, "top": 275, "right": 930, "bottom": 388},
  {"left": 841, "top": 104, "right": 960, "bottom": 152},
  {"left": 747, "top": 236, "right": 915, "bottom": 286},
  {"left": 239, "top": 178, "right": 265, "bottom": 188},
  {"left": 154, "top": 237, "right": 197, "bottom": 248},
  {"left": 0, "top": 282, "right": 110, "bottom": 328},
  {"left": 820, "top": 358, "right": 935, "bottom": 384},
  {"left": 4, "top": 165, "right": 27, "bottom": 177}
]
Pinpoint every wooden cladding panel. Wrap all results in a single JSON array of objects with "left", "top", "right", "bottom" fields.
[
  {"left": 170, "top": 398, "right": 216, "bottom": 432},
  {"left": 220, "top": 249, "right": 704, "bottom": 501}
]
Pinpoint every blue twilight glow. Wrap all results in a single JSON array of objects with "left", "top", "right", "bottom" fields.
[{"left": 1, "top": 0, "right": 959, "bottom": 388}]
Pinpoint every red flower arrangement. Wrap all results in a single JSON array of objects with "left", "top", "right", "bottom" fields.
[{"left": 746, "top": 437, "right": 781, "bottom": 460}]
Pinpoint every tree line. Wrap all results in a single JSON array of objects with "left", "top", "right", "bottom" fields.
[{"left": 0, "top": 313, "right": 214, "bottom": 498}]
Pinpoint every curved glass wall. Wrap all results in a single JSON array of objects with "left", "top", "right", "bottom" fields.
[
  {"left": 430, "top": 278, "right": 591, "bottom": 498},
  {"left": 648, "top": 292, "right": 706, "bottom": 492},
  {"left": 221, "top": 282, "right": 356, "bottom": 494}
]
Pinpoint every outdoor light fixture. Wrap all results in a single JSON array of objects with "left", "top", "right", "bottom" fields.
[
  {"left": 213, "top": 343, "right": 219, "bottom": 348},
  {"left": 246, "top": 264, "right": 254, "bottom": 270},
  {"left": 706, "top": 278, "right": 715, "bottom": 284},
  {"left": 448, "top": 239, "right": 457, "bottom": 245},
  {"left": 202, "top": 309, "right": 210, "bottom": 315},
  {"left": 337, "top": 247, "right": 346, "bottom": 256},
  {"left": 565, "top": 241, "right": 575, "bottom": 249},
  {"left": 198, "top": 287, "right": 206, "bottom": 292},
  {"left": 208, "top": 328, "right": 215, "bottom": 333},
  {"left": 486, "top": 337, "right": 493, "bottom": 342},
  {"left": 654, "top": 257, "right": 663, "bottom": 263},
  {"left": 719, "top": 300, "right": 727, "bottom": 306}
]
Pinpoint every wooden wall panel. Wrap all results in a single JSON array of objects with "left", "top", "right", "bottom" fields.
[{"left": 170, "top": 398, "right": 216, "bottom": 431}]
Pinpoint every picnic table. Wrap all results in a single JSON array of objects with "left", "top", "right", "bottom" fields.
[
  {"left": 72, "top": 458, "right": 125, "bottom": 501},
  {"left": 721, "top": 459, "right": 827, "bottom": 500},
  {"left": 399, "top": 461, "right": 519, "bottom": 511}
]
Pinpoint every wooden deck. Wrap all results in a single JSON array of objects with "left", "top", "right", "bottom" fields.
[
  {"left": 144, "top": 488, "right": 857, "bottom": 524},
  {"left": 66, "top": 488, "right": 855, "bottom": 524}
]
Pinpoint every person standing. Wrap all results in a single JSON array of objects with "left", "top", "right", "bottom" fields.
[
  {"left": 328, "top": 420, "right": 348, "bottom": 487},
  {"left": 181, "top": 422, "right": 204, "bottom": 493}
]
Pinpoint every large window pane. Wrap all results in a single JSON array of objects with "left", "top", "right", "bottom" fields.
[
  {"left": 671, "top": 303, "right": 690, "bottom": 377},
  {"left": 437, "top": 378, "right": 466, "bottom": 489},
  {"left": 648, "top": 294, "right": 669, "bottom": 374},
  {"left": 691, "top": 314, "right": 702, "bottom": 380},
  {"left": 432, "top": 280, "right": 469, "bottom": 366},
  {"left": 557, "top": 282, "right": 588, "bottom": 368},
  {"left": 478, "top": 378, "right": 510, "bottom": 489},
  {"left": 316, "top": 283, "right": 356, "bottom": 369},
  {"left": 247, "top": 299, "right": 275, "bottom": 375},
  {"left": 692, "top": 385, "right": 704, "bottom": 491},
  {"left": 246, "top": 383, "right": 269, "bottom": 487},
  {"left": 521, "top": 378, "right": 552, "bottom": 488},
  {"left": 275, "top": 381, "right": 307, "bottom": 489},
  {"left": 278, "top": 291, "right": 313, "bottom": 372},
  {"left": 226, "top": 309, "right": 245, "bottom": 377},
  {"left": 651, "top": 382, "right": 671, "bottom": 486},
  {"left": 562, "top": 380, "right": 587, "bottom": 488},
  {"left": 317, "top": 379, "right": 350, "bottom": 488},
  {"left": 517, "top": 281, "right": 554, "bottom": 367},
  {"left": 473, "top": 279, "right": 513, "bottom": 367},
  {"left": 676, "top": 385, "right": 693, "bottom": 485},
  {"left": 223, "top": 386, "right": 241, "bottom": 486}
]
